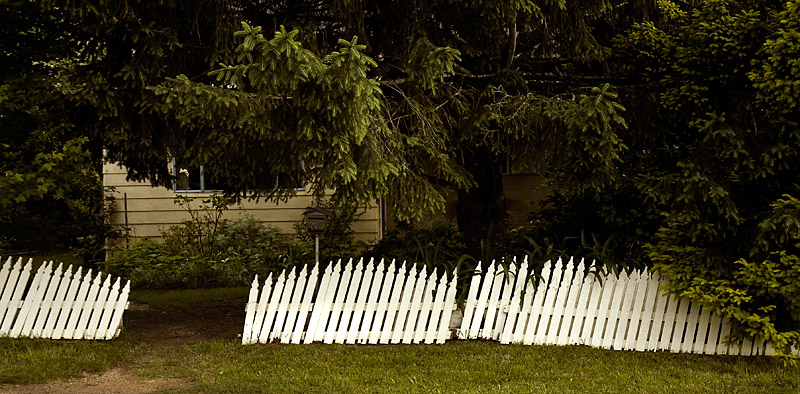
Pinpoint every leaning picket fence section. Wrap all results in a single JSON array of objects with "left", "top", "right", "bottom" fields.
[
  {"left": 459, "top": 256, "right": 778, "bottom": 356},
  {"left": 243, "top": 258, "right": 457, "bottom": 344},
  {"left": 0, "top": 256, "right": 130, "bottom": 340}
]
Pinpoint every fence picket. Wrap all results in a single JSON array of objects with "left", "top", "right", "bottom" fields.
[
  {"left": 0, "top": 258, "right": 29, "bottom": 335},
  {"left": 607, "top": 271, "right": 636, "bottom": 350},
  {"left": 402, "top": 265, "right": 427, "bottom": 344},
  {"left": 270, "top": 267, "right": 297, "bottom": 342},
  {"left": 436, "top": 270, "right": 458, "bottom": 344},
  {"left": 51, "top": 266, "right": 83, "bottom": 340},
  {"left": 359, "top": 259, "right": 385, "bottom": 344},
  {"left": 379, "top": 262, "right": 406, "bottom": 344},
  {"left": 523, "top": 260, "right": 552, "bottom": 345},
  {"left": 635, "top": 269, "right": 658, "bottom": 351},
  {"left": 13, "top": 261, "right": 52, "bottom": 337},
  {"left": 500, "top": 257, "right": 529, "bottom": 344},
  {"left": 369, "top": 260, "right": 396, "bottom": 344},
  {"left": 458, "top": 262, "right": 482, "bottom": 339},
  {"left": 546, "top": 257, "right": 575, "bottom": 344},
  {"left": 95, "top": 277, "right": 121, "bottom": 339},
  {"left": 567, "top": 259, "right": 593, "bottom": 345},
  {"left": 238, "top": 256, "right": 790, "bottom": 357},
  {"left": 290, "top": 263, "right": 319, "bottom": 344},
  {"left": 481, "top": 261, "right": 506, "bottom": 340},
  {"left": 324, "top": 260, "right": 353, "bottom": 344},
  {"left": 259, "top": 270, "right": 286, "bottom": 343},
  {"left": 346, "top": 259, "right": 373, "bottom": 344},
  {"left": 425, "top": 268, "right": 447, "bottom": 344},
  {"left": 282, "top": 265, "right": 309, "bottom": 343},
  {"left": 41, "top": 264, "right": 73, "bottom": 338},
  {"left": 306, "top": 260, "right": 338, "bottom": 343},
  {"left": 0, "top": 258, "right": 128, "bottom": 341}
]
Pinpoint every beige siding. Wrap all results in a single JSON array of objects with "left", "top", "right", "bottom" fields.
[{"left": 103, "top": 161, "right": 382, "bottom": 243}]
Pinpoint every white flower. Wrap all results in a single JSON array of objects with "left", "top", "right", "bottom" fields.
[{"left": 179, "top": 168, "right": 189, "bottom": 177}]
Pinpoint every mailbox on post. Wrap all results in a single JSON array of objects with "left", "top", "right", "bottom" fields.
[
  {"left": 303, "top": 207, "right": 330, "bottom": 233},
  {"left": 303, "top": 207, "right": 332, "bottom": 262}
]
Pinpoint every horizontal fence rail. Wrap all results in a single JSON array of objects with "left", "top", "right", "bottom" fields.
[
  {"left": 0, "top": 256, "right": 130, "bottom": 340},
  {"left": 243, "top": 258, "right": 457, "bottom": 345},
  {"left": 459, "top": 256, "right": 781, "bottom": 356}
]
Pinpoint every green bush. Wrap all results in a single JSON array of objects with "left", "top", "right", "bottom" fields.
[{"left": 105, "top": 210, "right": 289, "bottom": 289}]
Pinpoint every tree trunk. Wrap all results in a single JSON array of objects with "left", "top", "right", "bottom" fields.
[{"left": 456, "top": 145, "right": 508, "bottom": 261}]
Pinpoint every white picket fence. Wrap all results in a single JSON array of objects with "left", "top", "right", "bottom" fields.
[
  {"left": 0, "top": 256, "right": 130, "bottom": 340},
  {"left": 459, "top": 256, "right": 778, "bottom": 356},
  {"left": 243, "top": 257, "right": 458, "bottom": 344}
]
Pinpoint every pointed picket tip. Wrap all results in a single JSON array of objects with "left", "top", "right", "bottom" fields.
[
  {"left": 398, "top": 260, "right": 407, "bottom": 274},
  {"left": 250, "top": 275, "right": 259, "bottom": 288},
  {"left": 92, "top": 271, "right": 103, "bottom": 284},
  {"left": 264, "top": 272, "right": 273, "bottom": 285},
  {"left": 73, "top": 266, "right": 83, "bottom": 278},
  {"left": 63, "top": 264, "right": 73, "bottom": 276},
  {"left": 111, "top": 276, "right": 121, "bottom": 289},
  {"left": 23, "top": 258, "right": 33, "bottom": 271},
  {"left": 122, "top": 280, "right": 131, "bottom": 293},
  {"left": 83, "top": 268, "right": 93, "bottom": 281},
  {"left": 102, "top": 274, "right": 112, "bottom": 287},
  {"left": 310, "top": 261, "right": 319, "bottom": 275},
  {"left": 54, "top": 261, "right": 64, "bottom": 274}
]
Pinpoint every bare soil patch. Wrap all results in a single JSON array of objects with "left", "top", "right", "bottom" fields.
[
  {"left": 124, "top": 300, "right": 246, "bottom": 345},
  {"left": 0, "top": 368, "right": 184, "bottom": 394}
]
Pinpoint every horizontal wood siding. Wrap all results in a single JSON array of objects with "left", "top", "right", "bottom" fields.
[{"left": 103, "top": 162, "right": 382, "bottom": 242}]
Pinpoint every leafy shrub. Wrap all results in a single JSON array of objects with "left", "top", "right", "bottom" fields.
[{"left": 105, "top": 205, "right": 289, "bottom": 289}]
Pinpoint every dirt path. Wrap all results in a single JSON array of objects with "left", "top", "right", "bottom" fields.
[
  {"left": 0, "top": 368, "right": 184, "bottom": 394},
  {"left": 1, "top": 299, "right": 247, "bottom": 393}
]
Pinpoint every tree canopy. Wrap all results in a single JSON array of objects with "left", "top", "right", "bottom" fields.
[{"left": 8, "top": 0, "right": 800, "bottom": 358}]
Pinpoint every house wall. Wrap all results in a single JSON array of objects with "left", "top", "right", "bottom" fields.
[{"left": 103, "top": 161, "right": 383, "bottom": 243}]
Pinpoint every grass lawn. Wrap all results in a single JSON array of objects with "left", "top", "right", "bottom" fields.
[{"left": 0, "top": 287, "right": 796, "bottom": 393}]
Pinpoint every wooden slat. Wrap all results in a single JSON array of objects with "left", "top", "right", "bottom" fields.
[
  {"left": 436, "top": 270, "right": 458, "bottom": 344},
  {"left": 0, "top": 258, "right": 29, "bottom": 335},
  {"left": 290, "top": 263, "right": 319, "bottom": 344},
  {"left": 359, "top": 259, "right": 386, "bottom": 344},
  {"left": 259, "top": 270, "right": 286, "bottom": 343},
  {"left": 335, "top": 260, "right": 363, "bottom": 343},
  {"left": 305, "top": 260, "right": 338, "bottom": 343},
  {"left": 282, "top": 265, "right": 309, "bottom": 343},
  {"left": 242, "top": 275, "right": 260, "bottom": 345},
  {"left": 546, "top": 257, "right": 574, "bottom": 344},
  {"left": 523, "top": 260, "right": 552, "bottom": 345},
  {"left": 346, "top": 259, "right": 372, "bottom": 344},
  {"left": 402, "top": 265, "right": 427, "bottom": 343},
  {"left": 500, "top": 257, "right": 529, "bottom": 344},
  {"left": 51, "top": 266, "right": 84, "bottom": 340},
  {"left": 568, "top": 259, "right": 594, "bottom": 345},
  {"left": 379, "top": 262, "right": 406, "bottom": 344},
  {"left": 270, "top": 267, "right": 297, "bottom": 342},
  {"left": 458, "top": 261, "right": 483, "bottom": 339},
  {"left": 324, "top": 259, "right": 353, "bottom": 344}
]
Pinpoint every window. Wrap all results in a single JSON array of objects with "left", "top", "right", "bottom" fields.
[
  {"left": 172, "top": 158, "right": 224, "bottom": 193},
  {"left": 171, "top": 158, "right": 306, "bottom": 193}
]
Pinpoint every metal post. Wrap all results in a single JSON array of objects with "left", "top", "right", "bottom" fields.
[{"left": 315, "top": 234, "right": 320, "bottom": 263}]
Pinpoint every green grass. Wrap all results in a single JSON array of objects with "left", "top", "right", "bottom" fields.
[
  {"left": 0, "top": 334, "right": 141, "bottom": 384},
  {"left": 131, "top": 341, "right": 797, "bottom": 393}
]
